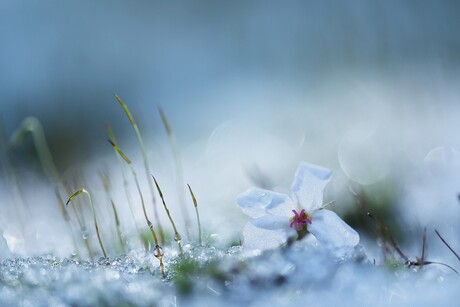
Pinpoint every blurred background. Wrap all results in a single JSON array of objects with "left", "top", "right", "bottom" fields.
[{"left": 1, "top": 0, "right": 460, "bottom": 259}]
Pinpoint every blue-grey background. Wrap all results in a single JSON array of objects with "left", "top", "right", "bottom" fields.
[{"left": 2, "top": 0, "right": 459, "bottom": 170}]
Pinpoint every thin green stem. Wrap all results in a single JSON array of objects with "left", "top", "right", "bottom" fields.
[
  {"left": 66, "top": 189, "right": 107, "bottom": 258},
  {"left": 63, "top": 180, "right": 93, "bottom": 257},
  {"left": 106, "top": 123, "right": 146, "bottom": 249},
  {"left": 111, "top": 200, "right": 125, "bottom": 253},
  {"left": 187, "top": 184, "right": 202, "bottom": 246},
  {"left": 132, "top": 166, "right": 165, "bottom": 275},
  {"left": 115, "top": 94, "right": 165, "bottom": 244},
  {"left": 9, "top": 117, "right": 59, "bottom": 184},
  {"left": 158, "top": 107, "right": 191, "bottom": 236},
  {"left": 152, "top": 175, "right": 183, "bottom": 254},
  {"left": 55, "top": 188, "right": 80, "bottom": 257},
  {"left": 6, "top": 116, "right": 92, "bottom": 256},
  {"left": 99, "top": 169, "right": 125, "bottom": 253},
  {"left": 0, "top": 117, "right": 28, "bottom": 236},
  {"left": 108, "top": 139, "right": 165, "bottom": 275}
]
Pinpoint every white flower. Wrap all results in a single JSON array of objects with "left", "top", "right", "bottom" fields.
[{"left": 237, "top": 162, "right": 359, "bottom": 252}]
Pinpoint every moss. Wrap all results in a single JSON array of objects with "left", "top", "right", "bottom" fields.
[
  {"left": 382, "top": 258, "right": 406, "bottom": 272},
  {"left": 172, "top": 257, "right": 200, "bottom": 276},
  {"left": 169, "top": 255, "right": 236, "bottom": 295},
  {"left": 169, "top": 257, "right": 200, "bottom": 295},
  {"left": 207, "top": 262, "right": 227, "bottom": 282}
]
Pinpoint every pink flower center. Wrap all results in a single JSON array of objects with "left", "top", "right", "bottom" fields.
[{"left": 290, "top": 209, "right": 312, "bottom": 231}]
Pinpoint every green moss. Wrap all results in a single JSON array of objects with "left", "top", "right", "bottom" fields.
[
  {"left": 382, "top": 258, "right": 406, "bottom": 272},
  {"left": 174, "top": 275, "right": 194, "bottom": 295},
  {"left": 171, "top": 257, "right": 200, "bottom": 276},
  {"left": 169, "top": 255, "right": 236, "bottom": 295},
  {"left": 207, "top": 262, "right": 227, "bottom": 282},
  {"left": 169, "top": 257, "right": 200, "bottom": 295}
]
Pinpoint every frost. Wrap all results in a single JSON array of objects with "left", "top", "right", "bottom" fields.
[{"left": 0, "top": 241, "right": 458, "bottom": 306}]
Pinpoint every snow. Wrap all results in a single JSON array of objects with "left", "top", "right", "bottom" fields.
[{"left": 1, "top": 242, "right": 458, "bottom": 306}]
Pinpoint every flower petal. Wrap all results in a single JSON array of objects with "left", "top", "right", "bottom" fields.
[
  {"left": 242, "top": 216, "right": 296, "bottom": 252},
  {"left": 290, "top": 162, "right": 332, "bottom": 211},
  {"left": 309, "top": 209, "right": 359, "bottom": 248},
  {"left": 0, "top": 232, "right": 11, "bottom": 259},
  {"left": 237, "top": 187, "right": 293, "bottom": 219},
  {"left": 250, "top": 214, "right": 291, "bottom": 230}
]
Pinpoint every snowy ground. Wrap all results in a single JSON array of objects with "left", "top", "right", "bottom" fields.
[{"left": 1, "top": 241, "right": 458, "bottom": 307}]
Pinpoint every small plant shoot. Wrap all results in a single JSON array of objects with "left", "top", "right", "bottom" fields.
[
  {"left": 115, "top": 94, "right": 165, "bottom": 244},
  {"left": 105, "top": 123, "right": 147, "bottom": 249},
  {"left": 152, "top": 175, "right": 183, "bottom": 254},
  {"left": 66, "top": 189, "right": 107, "bottom": 258},
  {"left": 158, "top": 107, "right": 191, "bottom": 233},
  {"left": 187, "top": 184, "right": 202, "bottom": 246},
  {"left": 108, "top": 138, "right": 165, "bottom": 275}
]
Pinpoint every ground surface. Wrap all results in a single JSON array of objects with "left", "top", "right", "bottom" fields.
[{"left": 1, "top": 241, "right": 458, "bottom": 307}]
